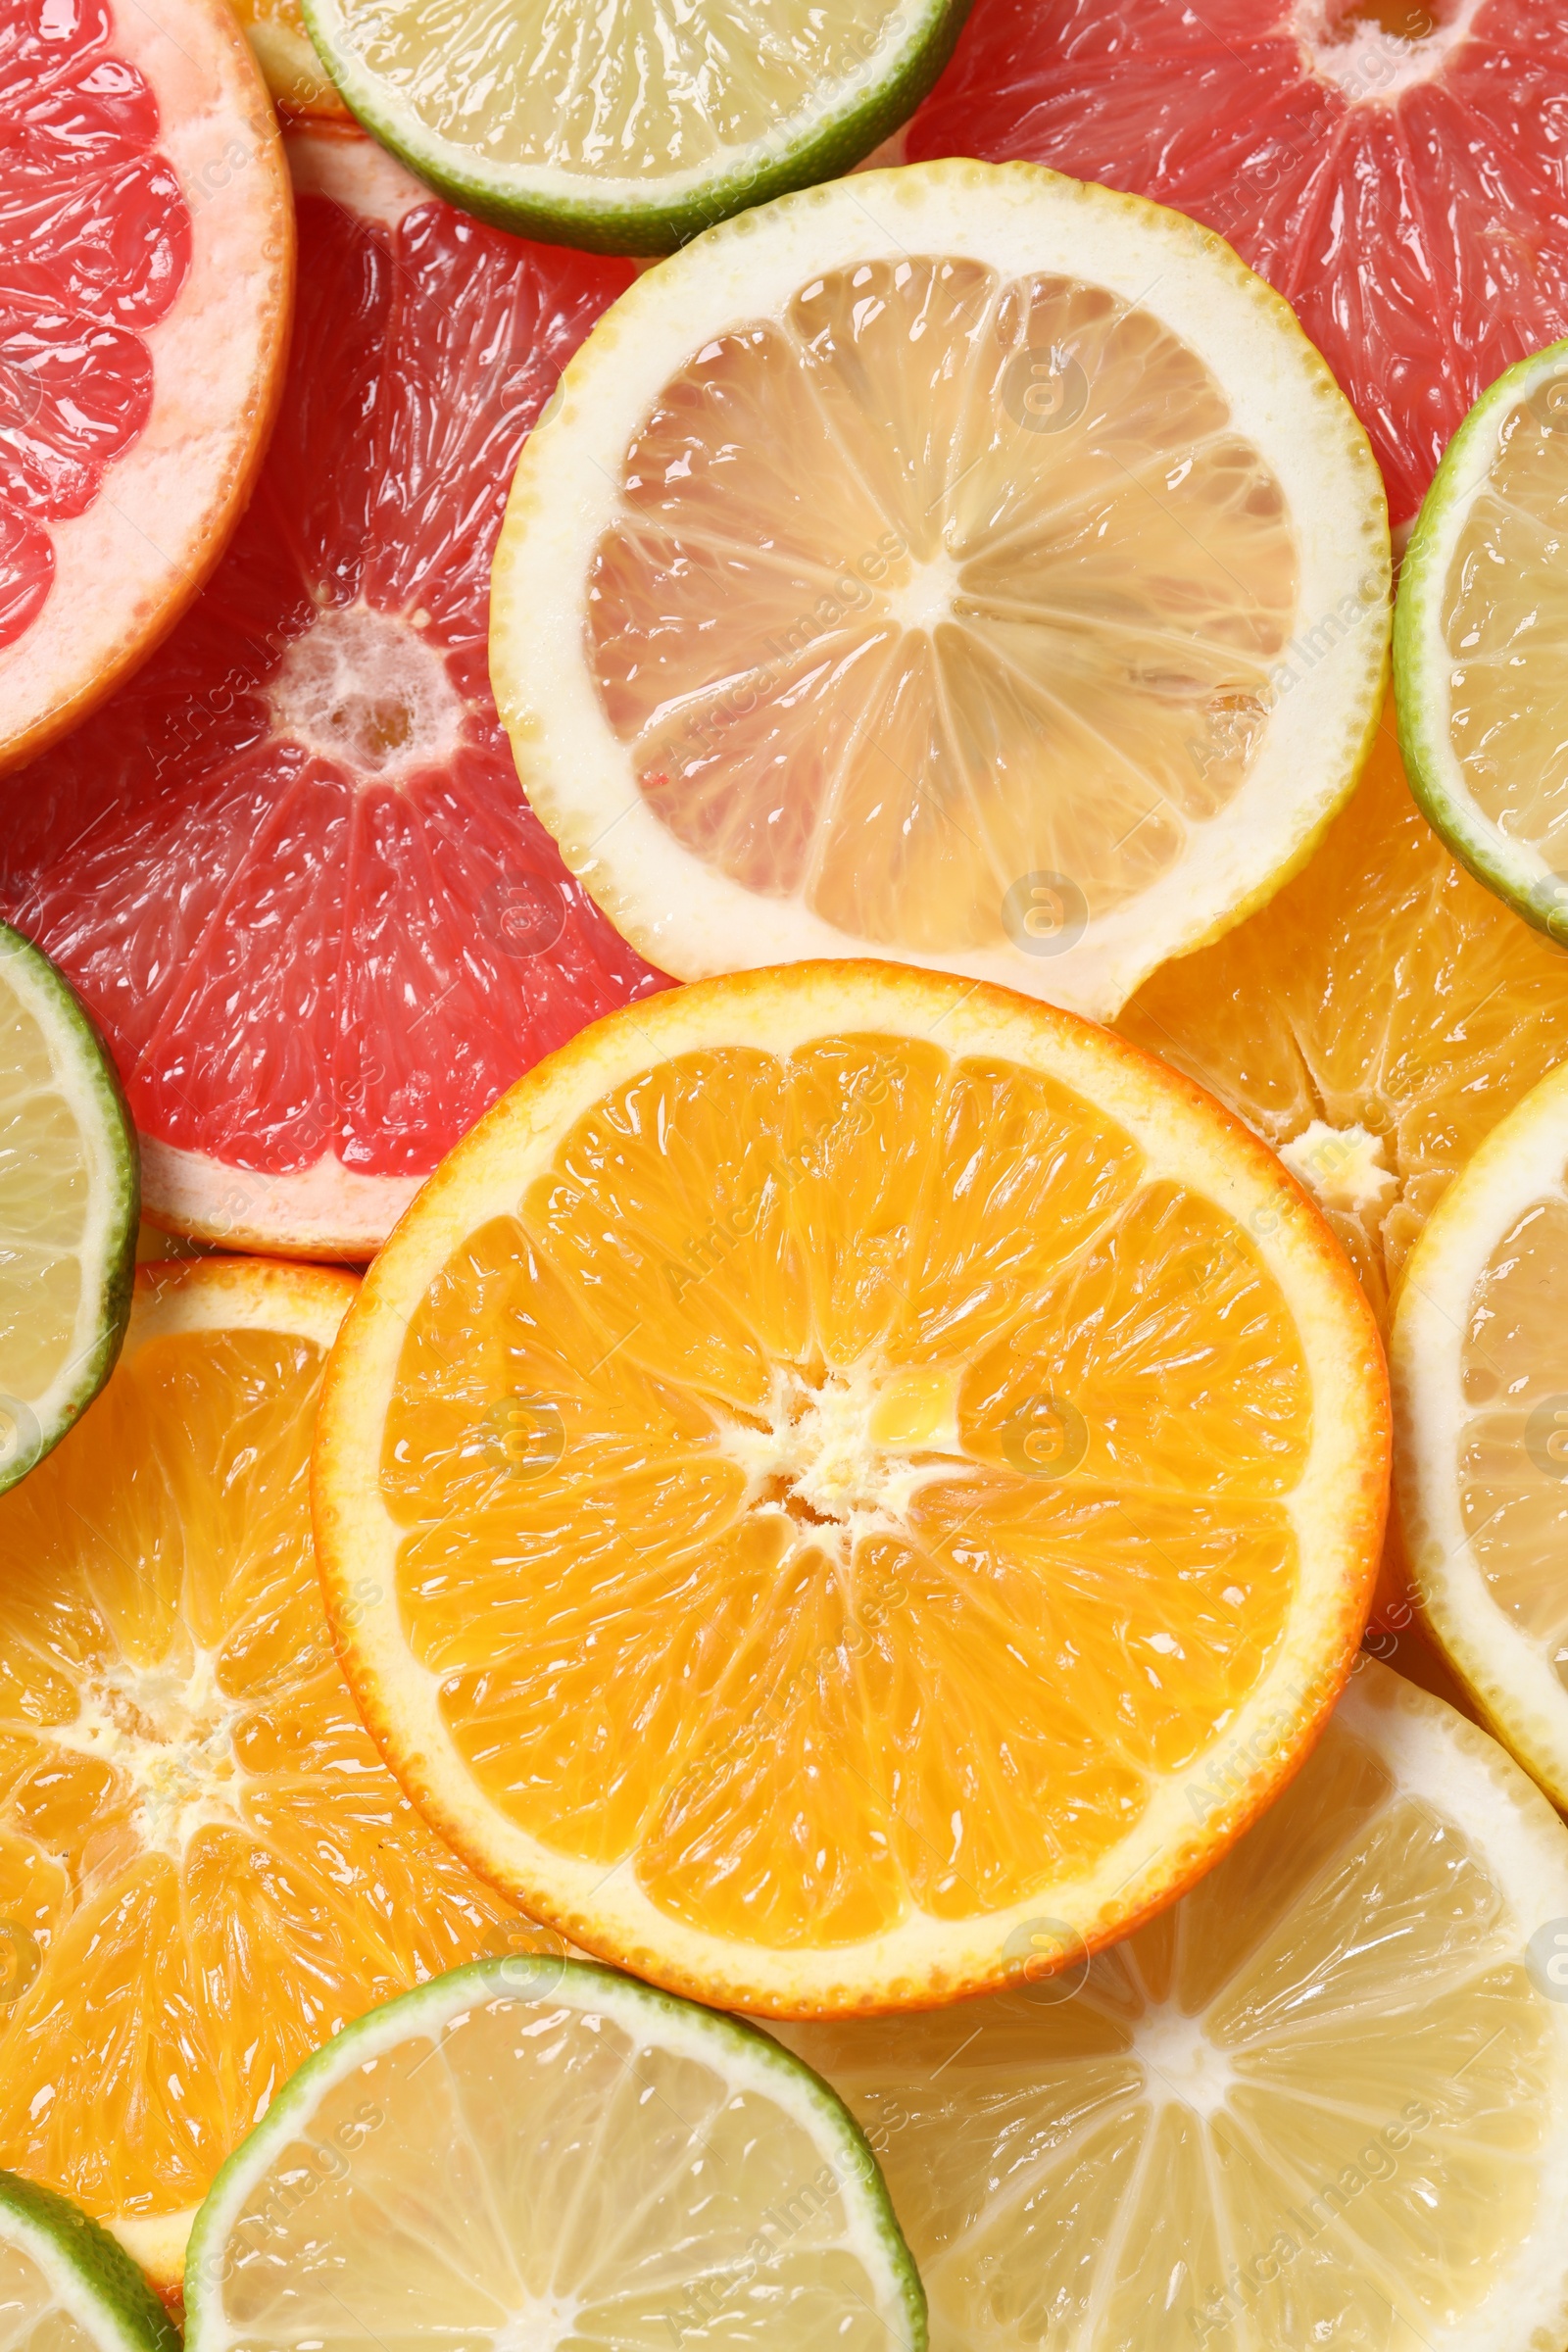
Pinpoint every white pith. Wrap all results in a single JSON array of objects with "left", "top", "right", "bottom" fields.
[
  {"left": 300, "top": 0, "right": 956, "bottom": 221},
  {"left": 491, "top": 163, "right": 1390, "bottom": 1021},
  {"left": 0, "top": 0, "right": 292, "bottom": 771},
  {"left": 315, "top": 966, "right": 1386, "bottom": 2015},
  {"left": 1294, "top": 0, "right": 1487, "bottom": 101},
  {"left": 1397, "top": 338, "right": 1568, "bottom": 910},
  {"left": 265, "top": 603, "right": 468, "bottom": 780},
  {"left": 182, "top": 1964, "right": 919, "bottom": 2352},
  {"left": 1280, "top": 1117, "right": 1397, "bottom": 1219},
  {"left": 1393, "top": 1060, "right": 1568, "bottom": 1804}
]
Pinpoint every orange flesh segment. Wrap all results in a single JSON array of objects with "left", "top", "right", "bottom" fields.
[
  {"left": 0, "top": 1316, "right": 522, "bottom": 2227},
  {"left": 587, "top": 261, "right": 1298, "bottom": 948},
  {"left": 382, "top": 1036, "right": 1310, "bottom": 1948},
  {"left": 1120, "top": 713, "right": 1568, "bottom": 1329}
]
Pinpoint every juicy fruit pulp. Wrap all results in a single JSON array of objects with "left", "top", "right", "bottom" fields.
[
  {"left": 907, "top": 0, "right": 1568, "bottom": 528},
  {"left": 0, "top": 131, "right": 664, "bottom": 1256},
  {"left": 0, "top": 923, "right": 136, "bottom": 1494},
  {"left": 1119, "top": 709, "right": 1568, "bottom": 1331},
  {"left": 591, "top": 261, "right": 1298, "bottom": 951},
  {"left": 317, "top": 968, "right": 1387, "bottom": 2013},
  {"left": 777, "top": 1664, "right": 1568, "bottom": 2352},
  {"left": 183, "top": 1962, "right": 925, "bottom": 2352},
  {"left": 0, "top": 0, "right": 190, "bottom": 650},
  {"left": 0, "top": 1262, "right": 526, "bottom": 2284}
]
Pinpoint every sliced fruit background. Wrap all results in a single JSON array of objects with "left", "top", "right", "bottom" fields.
[
  {"left": 906, "top": 0, "right": 1568, "bottom": 530},
  {"left": 0, "top": 128, "right": 666, "bottom": 1261},
  {"left": 0, "top": 1258, "right": 534, "bottom": 2293},
  {"left": 0, "top": 0, "right": 293, "bottom": 769}
]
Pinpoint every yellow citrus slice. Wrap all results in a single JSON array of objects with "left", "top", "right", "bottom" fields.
[
  {"left": 1119, "top": 705, "right": 1568, "bottom": 1334},
  {"left": 775, "top": 1661, "right": 1568, "bottom": 2352},
  {"left": 313, "top": 963, "right": 1388, "bottom": 2017},
  {"left": 490, "top": 161, "right": 1390, "bottom": 1020},
  {"left": 0, "top": 1259, "right": 533, "bottom": 2294},
  {"left": 225, "top": 0, "right": 348, "bottom": 115},
  {"left": 1393, "top": 1061, "right": 1568, "bottom": 1809}
]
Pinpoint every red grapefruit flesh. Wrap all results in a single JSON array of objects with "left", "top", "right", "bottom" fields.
[
  {"left": 0, "top": 0, "right": 292, "bottom": 769},
  {"left": 0, "top": 129, "right": 667, "bottom": 1260},
  {"left": 906, "top": 0, "right": 1568, "bottom": 530}
]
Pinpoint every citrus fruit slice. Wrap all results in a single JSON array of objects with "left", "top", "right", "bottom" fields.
[
  {"left": 0, "top": 920, "right": 137, "bottom": 1494},
  {"left": 906, "top": 0, "right": 1568, "bottom": 533},
  {"left": 313, "top": 962, "right": 1389, "bottom": 2018},
  {"left": 0, "top": 128, "right": 666, "bottom": 1262},
  {"left": 1118, "top": 705, "right": 1568, "bottom": 1337},
  {"left": 1395, "top": 336, "right": 1568, "bottom": 942},
  {"left": 773, "top": 1660, "right": 1568, "bottom": 2352},
  {"left": 1391, "top": 1060, "right": 1568, "bottom": 1810},
  {"left": 182, "top": 1956, "right": 926, "bottom": 2352},
  {"left": 0, "top": 2173, "right": 178, "bottom": 2352},
  {"left": 491, "top": 161, "right": 1389, "bottom": 1020},
  {"left": 298, "top": 0, "right": 972, "bottom": 256},
  {"left": 226, "top": 0, "right": 348, "bottom": 117},
  {"left": 0, "top": 0, "right": 292, "bottom": 772},
  {"left": 0, "top": 1255, "right": 537, "bottom": 2293}
]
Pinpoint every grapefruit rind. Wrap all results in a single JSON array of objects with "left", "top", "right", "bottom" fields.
[
  {"left": 0, "top": 2173, "right": 179, "bottom": 2352},
  {"left": 1393, "top": 1061, "right": 1568, "bottom": 1810},
  {"left": 0, "top": 923, "right": 138, "bottom": 1495},
  {"left": 296, "top": 0, "right": 970, "bottom": 254},
  {"left": 490, "top": 161, "right": 1391, "bottom": 1020},
  {"left": 1395, "top": 337, "right": 1568, "bottom": 943},
  {"left": 313, "top": 961, "right": 1389, "bottom": 2018},
  {"left": 182, "top": 1956, "right": 926, "bottom": 2350},
  {"left": 0, "top": 0, "right": 295, "bottom": 773}
]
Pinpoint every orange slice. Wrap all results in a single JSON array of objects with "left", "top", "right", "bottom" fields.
[
  {"left": 0, "top": 1259, "right": 533, "bottom": 2294},
  {"left": 313, "top": 963, "right": 1389, "bottom": 2017},
  {"left": 1119, "top": 705, "right": 1568, "bottom": 1333}
]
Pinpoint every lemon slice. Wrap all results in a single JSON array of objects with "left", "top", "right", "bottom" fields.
[
  {"left": 313, "top": 961, "right": 1388, "bottom": 2017},
  {"left": 0, "top": 922, "right": 137, "bottom": 1494},
  {"left": 182, "top": 1956, "right": 925, "bottom": 2352},
  {"left": 1396, "top": 336, "right": 1568, "bottom": 941},
  {"left": 297, "top": 0, "right": 970, "bottom": 254},
  {"left": 491, "top": 162, "right": 1390, "bottom": 1020},
  {"left": 776, "top": 1661, "right": 1568, "bottom": 2352},
  {"left": 1391, "top": 1059, "right": 1568, "bottom": 1804},
  {"left": 0, "top": 2172, "right": 177, "bottom": 2352}
]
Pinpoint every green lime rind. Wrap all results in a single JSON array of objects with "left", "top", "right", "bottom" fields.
[
  {"left": 0, "top": 2170, "right": 179, "bottom": 2352},
  {"left": 184, "top": 1955, "right": 927, "bottom": 2350},
  {"left": 0, "top": 922, "right": 138, "bottom": 1497},
  {"left": 1395, "top": 334, "right": 1568, "bottom": 949},
  {"left": 296, "top": 0, "right": 970, "bottom": 255}
]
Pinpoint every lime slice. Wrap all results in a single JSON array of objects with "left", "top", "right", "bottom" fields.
[
  {"left": 491, "top": 162, "right": 1390, "bottom": 1020},
  {"left": 1395, "top": 335, "right": 1568, "bottom": 942},
  {"left": 0, "top": 2170, "right": 177, "bottom": 2352},
  {"left": 775, "top": 1662, "right": 1568, "bottom": 2352},
  {"left": 296, "top": 0, "right": 970, "bottom": 254},
  {"left": 1392, "top": 1058, "right": 1568, "bottom": 1803},
  {"left": 183, "top": 1956, "right": 926, "bottom": 2351},
  {"left": 0, "top": 922, "right": 137, "bottom": 1493}
]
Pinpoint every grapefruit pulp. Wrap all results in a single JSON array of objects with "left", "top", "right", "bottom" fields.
[
  {"left": 906, "top": 0, "right": 1568, "bottom": 529},
  {"left": 0, "top": 129, "right": 666, "bottom": 1260},
  {"left": 0, "top": 0, "right": 292, "bottom": 770}
]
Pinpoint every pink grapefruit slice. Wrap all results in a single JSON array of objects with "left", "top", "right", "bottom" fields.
[
  {"left": 0, "top": 0, "right": 292, "bottom": 771},
  {"left": 906, "top": 0, "right": 1568, "bottom": 531},
  {"left": 0, "top": 128, "right": 667, "bottom": 1260}
]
